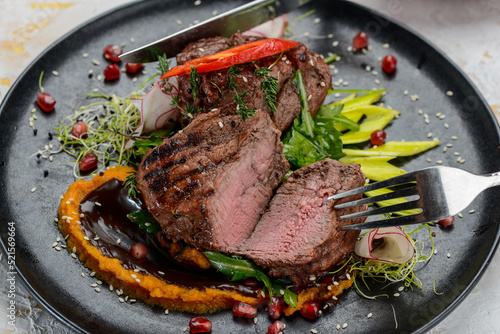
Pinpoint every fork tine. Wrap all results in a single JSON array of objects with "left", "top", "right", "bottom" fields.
[
  {"left": 339, "top": 200, "right": 422, "bottom": 220},
  {"left": 341, "top": 213, "right": 429, "bottom": 230},
  {"left": 328, "top": 171, "right": 418, "bottom": 200},
  {"left": 334, "top": 186, "right": 420, "bottom": 209}
]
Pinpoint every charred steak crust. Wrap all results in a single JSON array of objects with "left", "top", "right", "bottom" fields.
[
  {"left": 137, "top": 107, "right": 289, "bottom": 252},
  {"left": 237, "top": 159, "right": 366, "bottom": 285},
  {"left": 175, "top": 33, "right": 332, "bottom": 131}
]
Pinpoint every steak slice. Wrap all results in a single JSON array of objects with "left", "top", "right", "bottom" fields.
[
  {"left": 175, "top": 33, "right": 331, "bottom": 131},
  {"left": 137, "top": 107, "right": 289, "bottom": 252},
  {"left": 237, "top": 159, "right": 366, "bottom": 285}
]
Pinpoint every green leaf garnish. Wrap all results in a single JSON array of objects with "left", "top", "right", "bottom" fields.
[{"left": 127, "top": 210, "right": 161, "bottom": 233}]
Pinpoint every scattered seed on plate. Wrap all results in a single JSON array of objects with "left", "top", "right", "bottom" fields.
[
  {"left": 443, "top": 146, "right": 447, "bottom": 152},
  {"left": 95, "top": 202, "right": 102, "bottom": 206},
  {"left": 90, "top": 271, "right": 96, "bottom": 277},
  {"left": 165, "top": 309, "right": 169, "bottom": 315},
  {"left": 82, "top": 52, "right": 89, "bottom": 58},
  {"left": 469, "top": 209, "right": 475, "bottom": 214},
  {"left": 367, "top": 312, "right": 373, "bottom": 318},
  {"left": 119, "top": 297, "right": 125, "bottom": 303},
  {"left": 212, "top": 10, "right": 218, "bottom": 16},
  {"left": 434, "top": 249, "right": 438, "bottom": 255},
  {"left": 398, "top": 286, "right": 404, "bottom": 292},
  {"left": 311, "top": 329, "right": 318, "bottom": 334},
  {"left": 346, "top": 45, "right": 353, "bottom": 52},
  {"left": 393, "top": 293, "right": 400, "bottom": 297},
  {"left": 383, "top": 43, "right": 390, "bottom": 48},
  {"left": 130, "top": 37, "right": 135, "bottom": 43},
  {"left": 374, "top": 79, "right": 380, "bottom": 84},
  {"left": 371, "top": 70, "right": 378, "bottom": 75},
  {"left": 333, "top": 281, "right": 339, "bottom": 286},
  {"left": 52, "top": 242, "right": 58, "bottom": 248},
  {"left": 158, "top": 271, "right": 165, "bottom": 275},
  {"left": 314, "top": 18, "right": 321, "bottom": 24},
  {"left": 336, "top": 324, "right": 341, "bottom": 330},
  {"left": 444, "top": 123, "right": 449, "bottom": 129},
  {"left": 446, "top": 91, "right": 454, "bottom": 96},
  {"left": 254, "top": 318, "right": 258, "bottom": 324},
  {"left": 447, "top": 253, "right": 451, "bottom": 258},
  {"left": 410, "top": 94, "right": 419, "bottom": 101},
  {"left": 342, "top": 323, "right": 348, "bottom": 329},
  {"left": 55, "top": 246, "right": 61, "bottom": 251},
  {"left": 52, "top": 71, "right": 59, "bottom": 76},
  {"left": 426, "top": 158, "right": 432, "bottom": 163},
  {"left": 92, "top": 59, "right": 100, "bottom": 66},
  {"left": 458, "top": 212, "right": 463, "bottom": 218},
  {"left": 403, "top": 90, "right": 408, "bottom": 95},
  {"left": 436, "top": 160, "right": 443, "bottom": 164},
  {"left": 346, "top": 273, "right": 351, "bottom": 280},
  {"left": 194, "top": 0, "right": 201, "bottom": 5},
  {"left": 91, "top": 283, "right": 97, "bottom": 287},
  {"left": 332, "top": 295, "right": 337, "bottom": 300},
  {"left": 451, "top": 136, "right": 458, "bottom": 140},
  {"left": 327, "top": 33, "right": 334, "bottom": 38},
  {"left": 97, "top": 74, "right": 103, "bottom": 81},
  {"left": 31, "top": 187, "right": 36, "bottom": 193},
  {"left": 332, "top": 41, "right": 339, "bottom": 47}
]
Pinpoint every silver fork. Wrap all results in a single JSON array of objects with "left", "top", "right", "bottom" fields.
[{"left": 329, "top": 166, "right": 500, "bottom": 230}]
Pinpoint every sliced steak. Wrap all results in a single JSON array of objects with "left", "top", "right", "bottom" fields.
[
  {"left": 237, "top": 159, "right": 366, "bottom": 285},
  {"left": 137, "top": 107, "right": 289, "bottom": 252},
  {"left": 175, "top": 33, "right": 331, "bottom": 131}
]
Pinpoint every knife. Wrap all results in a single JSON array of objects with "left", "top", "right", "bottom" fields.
[{"left": 119, "top": 0, "right": 311, "bottom": 63}]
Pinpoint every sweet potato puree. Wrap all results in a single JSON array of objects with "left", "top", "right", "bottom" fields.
[{"left": 58, "top": 166, "right": 353, "bottom": 314}]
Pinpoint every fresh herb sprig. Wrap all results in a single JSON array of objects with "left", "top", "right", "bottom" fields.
[
  {"left": 189, "top": 67, "right": 202, "bottom": 100},
  {"left": 227, "top": 66, "right": 256, "bottom": 121},
  {"left": 156, "top": 54, "right": 171, "bottom": 78},
  {"left": 124, "top": 170, "right": 139, "bottom": 199},
  {"left": 254, "top": 67, "right": 278, "bottom": 114}
]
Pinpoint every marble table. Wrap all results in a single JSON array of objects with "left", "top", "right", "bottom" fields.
[{"left": 1, "top": 0, "right": 499, "bottom": 333}]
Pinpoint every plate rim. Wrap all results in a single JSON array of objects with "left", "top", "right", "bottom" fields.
[{"left": 0, "top": 0, "right": 499, "bottom": 333}]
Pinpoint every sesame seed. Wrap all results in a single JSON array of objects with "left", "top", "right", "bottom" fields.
[
  {"left": 164, "top": 309, "right": 169, "bottom": 315},
  {"left": 82, "top": 53, "right": 89, "bottom": 58},
  {"left": 427, "top": 132, "right": 433, "bottom": 138},
  {"left": 97, "top": 74, "right": 103, "bottom": 81},
  {"left": 444, "top": 123, "right": 449, "bottom": 129},
  {"left": 332, "top": 41, "right": 339, "bottom": 47},
  {"left": 90, "top": 271, "right": 96, "bottom": 277},
  {"left": 130, "top": 299, "right": 136, "bottom": 303},
  {"left": 54, "top": 218, "right": 59, "bottom": 223},
  {"left": 336, "top": 324, "right": 341, "bottom": 330},
  {"left": 451, "top": 136, "right": 458, "bottom": 140},
  {"left": 131, "top": 274, "right": 137, "bottom": 279},
  {"left": 95, "top": 202, "right": 102, "bottom": 206},
  {"left": 346, "top": 46, "right": 353, "bottom": 52},
  {"left": 52, "top": 242, "right": 58, "bottom": 248},
  {"left": 418, "top": 109, "right": 423, "bottom": 115},
  {"left": 342, "top": 323, "right": 348, "bottom": 329},
  {"left": 61, "top": 244, "right": 67, "bottom": 248},
  {"left": 72, "top": 247, "right": 76, "bottom": 253},
  {"left": 309, "top": 275, "right": 316, "bottom": 281},
  {"left": 118, "top": 297, "right": 125, "bottom": 303},
  {"left": 314, "top": 18, "right": 321, "bottom": 24},
  {"left": 31, "top": 187, "right": 36, "bottom": 193},
  {"left": 176, "top": 19, "right": 182, "bottom": 25},
  {"left": 95, "top": 288, "right": 101, "bottom": 293},
  {"left": 91, "top": 283, "right": 97, "bottom": 287},
  {"left": 83, "top": 236, "right": 89, "bottom": 240},
  {"left": 96, "top": 280, "right": 102, "bottom": 285},
  {"left": 280, "top": 289, "right": 285, "bottom": 295},
  {"left": 81, "top": 272, "right": 85, "bottom": 278},
  {"left": 242, "top": 76, "right": 248, "bottom": 83},
  {"left": 261, "top": 291, "right": 265, "bottom": 298},
  {"left": 458, "top": 212, "right": 463, "bottom": 218},
  {"left": 55, "top": 246, "right": 61, "bottom": 251},
  {"left": 158, "top": 271, "right": 165, "bottom": 275},
  {"left": 343, "top": 81, "right": 349, "bottom": 86},
  {"left": 393, "top": 293, "right": 400, "bottom": 297},
  {"left": 434, "top": 249, "right": 438, "bottom": 255},
  {"left": 327, "top": 285, "right": 332, "bottom": 291},
  {"left": 328, "top": 33, "right": 334, "bottom": 38},
  {"left": 443, "top": 147, "right": 447, "bottom": 152},
  {"left": 425, "top": 119, "right": 430, "bottom": 124},
  {"left": 362, "top": 48, "right": 367, "bottom": 54},
  {"left": 426, "top": 158, "right": 432, "bottom": 163},
  {"left": 383, "top": 43, "right": 390, "bottom": 48},
  {"left": 403, "top": 90, "right": 408, "bottom": 95},
  {"left": 52, "top": 71, "right": 59, "bottom": 76},
  {"left": 130, "top": 37, "right": 135, "bottom": 43},
  {"left": 446, "top": 91, "right": 454, "bottom": 96},
  {"left": 346, "top": 273, "right": 351, "bottom": 280},
  {"left": 212, "top": 10, "right": 218, "bottom": 16},
  {"left": 92, "top": 59, "right": 100, "bottom": 66},
  {"left": 307, "top": 95, "right": 312, "bottom": 101},
  {"left": 440, "top": 115, "right": 446, "bottom": 120},
  {"left": 374, "top": 79, "right": 380, "bottom": 84},
  {"left": 135, "top": 278, "right": 141, "bottom": 283},
  {"left": 311, "top": 329, "right": 318, "bottom": 334},
  {"left": 332, "top": 295, "right": 338, "bottom": 300},
  {"left": 367, "top": 312, "right": 373, "bottom": 318},
  {"left": 320, "top": 82, "right": 326, "bottom": 87},
  {"left": 365, "top": 65, "right": 371, "bottom": 71},
  {"left": 194, "top": 0, "right": 201, "bottom": 5},
  {"left": 303, "top": 32, "right": 310, "bottom": 37},
  {"left": 333, "top": 281, "right": 339, "bottom": 286},
  {"left": 310, "top": 59, "right": 315, "bottom": 67},
  {"left": 447, "top": 253, "right": 451, "bottom": 258},
  {"left": 183, "top": 327, "right": 188, "bottom": 332},
  {"left": 109, "top": 285, "right": 113, "bottom": 291},
  {"left": 371, "top": 70, "right": 378, "bottom": 75},
  {"left": 398, "top": 286, "right": 404, "bottom": 292},
  {"left": 436, "top": 160, "right": 443, "bottom": 164},
  {"left": 198, "top": 48, "right": 205, "bottom": 52},
  {"left": 254, "top": 317, "right": 258, "bottom": 324},
  {"left": 469, "top": 209, "right": 475, "bottom": 214},
  {"left": 410, "top": 94, "right": 419, "bottom": 101}
]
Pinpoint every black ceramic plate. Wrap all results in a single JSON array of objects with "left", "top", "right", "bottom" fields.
[{"left": 1, "top": 0, "right": 499, "bottom": 333}]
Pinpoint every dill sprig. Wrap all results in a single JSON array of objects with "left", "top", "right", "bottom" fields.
[
  {"left": 124, "top": 170, "right": 139, "bottom": 199},
  {"left": 189, "top": 67, "right": 202, "bottom": 100},
  {"left": 227, "top": 66, "right": 255, "bottom": 121},
  {"left": 254, "top": 67, "right": 278, "bottom": 113}
]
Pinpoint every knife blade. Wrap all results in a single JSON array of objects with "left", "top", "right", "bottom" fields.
[{"left": 119, "top": 0, "right": 310, "bottom": 63}]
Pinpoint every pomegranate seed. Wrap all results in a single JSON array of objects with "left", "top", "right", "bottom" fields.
[
  {"left": 103, "top": 45, "right": 123, "bottom": 62},
  {"left": 130, "top": 242, "right": 148, "bottom": 260},
  {"left": 268, "top": 296, "right": 284, "bottom": 319},
  {"left": 103, "top": 64, "right": 120, "bottom": 80},
  {"left": 300, "top": 300, "right": 320, "bottom": 320},
  {"left": 125, "top": 63, "right": 144, "bottom": 74},
  {"left": 232, "top": 302, "right": 257, "bottom": 318},
  {"left": 189, "top": 316, "right": 212, "bottom": 333},
  {"left": 438, "top": 216, "right": 455, "bottom": 227},
  {"left": 71, "top": 121, "right": 88, "bottom": 139},
  {"left": 79, "top": 152, "right": 98, "bottom": 172},
  {"left": 267, "top": 320, "right": 285, "bottom": 334},
  {"left": 382, "top": 55, "right": 398, "bottom": 74},
  {"left": 352, "top": 30, "right": 368, "bottom": 50},
  {"left": 36, "top": 92, "right": 56, "bottom": 112},
  {"left": 370, "top": 129, "right": 387, "bottom": 146}
]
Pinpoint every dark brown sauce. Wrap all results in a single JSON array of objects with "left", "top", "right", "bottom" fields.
[{"left": 79, "top": 178, "right": 259, "bottom": 297}]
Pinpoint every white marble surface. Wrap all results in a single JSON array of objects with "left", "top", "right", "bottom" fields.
[{"left": 0, "top": 0, "right": 499, "bottom": 333}]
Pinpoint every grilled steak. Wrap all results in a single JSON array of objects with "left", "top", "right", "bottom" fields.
[
  {"left": 176, "top": 33, "right": 331, "bottom": 131},
  {"left": 237, "top": 159, "right": 366, "bottom": 285},
  {"left": 137, "top": 107, "right": 289, "bottom": 252}
]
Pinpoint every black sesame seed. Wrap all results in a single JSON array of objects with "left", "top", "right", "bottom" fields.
[
  {"left": 37, "top": 153, "right": 41, "bottom": 158},
  {"left": 187, "top": 88, "right": 192, "bottom": 94},
  {"left": 33, "top": 129, "right": 38, "bottom": 136},
  {"left": 99, "top": 172, "right": 104, "bottom": 176},
  {"left": 230, "top": 120, "right": 236, "bottom": 128},
  {"left": 43, "top": 170, "right": 49, "bottom": 177},
  {"left": 48, "top": 132, "right": 53, "bottom": 140}
]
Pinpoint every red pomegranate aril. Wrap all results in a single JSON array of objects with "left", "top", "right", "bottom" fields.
[
  {"left": 352, "top": 30, "right": 368, "bottom": 50},
  {"left": 130, "top": 242, "right": 148, "bottom": 260},
  {"left": 438, "top": 216, "right": 455, "bottom": 227},
  {"left": 232, "top": 302, "right": 258, "bottom": 318},
  {"left": 267, "top": 320, "right": 285, "bottom": 334},
  {"left": 79, "top": 152, "right": 98, "bottom": 172},
  {"left": 125, "top": 63, "right": 144, "bottom": 74},
  {"left": 370, "top": 129, "right": 387, "bottom": 146},
  {"left": 300, "top": 300, "right": 320, "bottom": 320},
  {"left": 71, "top": 121, "right": 88, "bottom": 139},
  {"left": 189, "top": 316, "right": 212, "bottom": 333},
  {"left": 382, "top": 55, "right": 398, "bottom": 74},
  {"left": 103, "top": 45, "right": 123, "bottom": 62},
  {"left": 36, "top": 92, "right": 56, "bottom": 112},
  {"left": 103, "top": 63, "right": 120, "bottom": 80},
  {"left": 268, "top": 296, "right": 284, "bottom": 319}
]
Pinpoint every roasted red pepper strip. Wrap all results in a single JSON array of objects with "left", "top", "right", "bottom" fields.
[{"left": 160, "top": 38, "right": 300, "bottom": 79}]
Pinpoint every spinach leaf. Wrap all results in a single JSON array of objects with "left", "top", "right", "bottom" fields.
[{"left": 127, "top": 210, "right": 161, "bottom": 233}]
